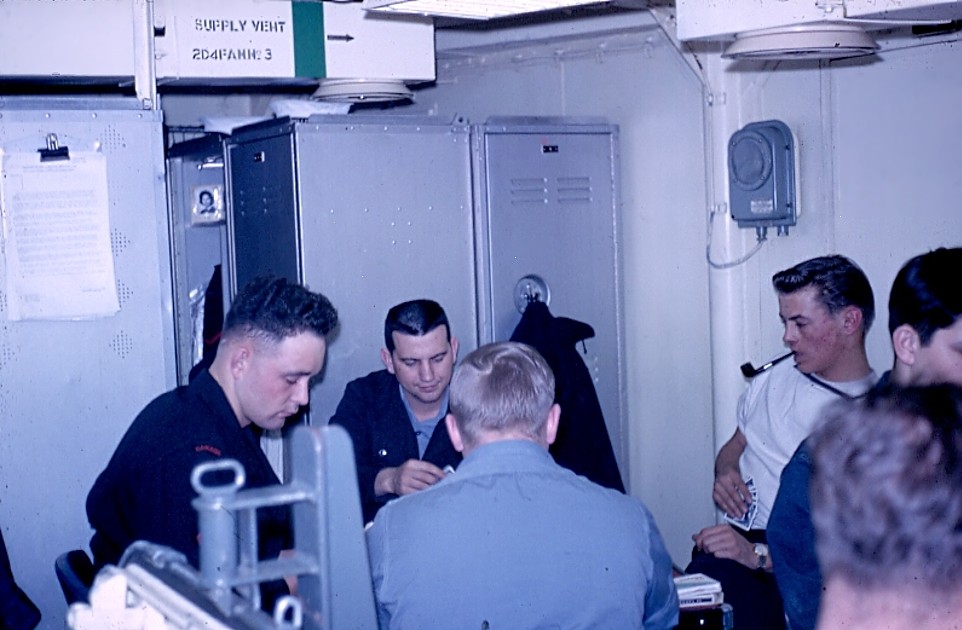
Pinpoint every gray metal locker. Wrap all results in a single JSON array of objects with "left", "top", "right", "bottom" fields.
[
  {"left": 225, "top": 115, "right": 479, "bottom": 430},
  {"left": 473, "top": 118, "right": 627, "bottom": 474},
  {"left": 0, "top": 97, "right": 176, "bottom": 627},
  {"left": 166, "top": 134, "right": 229, "bottom": 384}
]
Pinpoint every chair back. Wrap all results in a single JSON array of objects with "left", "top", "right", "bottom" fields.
[{"left": 54, "top": 549, "right": 95, "bottom": 605}]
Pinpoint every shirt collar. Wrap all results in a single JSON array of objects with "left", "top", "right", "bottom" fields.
[{"left": 398, "top": 383, "right": 449, "bottom": 426}]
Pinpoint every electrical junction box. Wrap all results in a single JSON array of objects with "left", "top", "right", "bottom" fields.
[{"left": 728, "top": 119, "right": 797, "bottom": 235}]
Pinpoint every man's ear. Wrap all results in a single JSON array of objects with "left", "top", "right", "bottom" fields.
[
  {"left": 380, "top": 348, "right": 395, "bottom": 374},
  {"left": 545, "top": 403, "right": 561, "bottom": 446},
  {"left": 445, "top": 413, "right": 465, "bottom": 453},
  {"left": 841, "top": 306, "right": 864, "bottom": 336},
  {"left": 892, "top": 324, "right": 921, "bottom": 367},
  {"left": 229, "top": 341, "right": 251, "bottom": 378},
  {"left": 450, "top": 335, "right": 460, "bottom": 361}
]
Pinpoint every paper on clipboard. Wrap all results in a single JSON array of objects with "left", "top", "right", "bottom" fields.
[{"left": 0, "top": 149, "right": 119, "bottom": 320}]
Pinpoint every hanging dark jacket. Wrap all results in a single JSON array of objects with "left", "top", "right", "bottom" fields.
[
  {"left": 510, "top": 301, "right": 625, "bottom": 493},
  {"left": 0, "top": 527, "right": 41, "bottom": 630}
]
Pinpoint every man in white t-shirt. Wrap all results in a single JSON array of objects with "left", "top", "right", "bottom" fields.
[{"left": 686, "top": 255, "right": 877, "bottom": 630}]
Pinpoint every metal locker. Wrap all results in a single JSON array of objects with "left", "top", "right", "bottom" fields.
[
  {"left": 473, "top": 117, "right": 627, "bottom": 474},
  {"left": 166, "top": 133, "right": 229, "bottom": 385},
  {"left": 0, "top": 97, "right": 176, "bottom": 628},
  {"left": 225, "top": 115, "right": 478, "bottom": 431}
]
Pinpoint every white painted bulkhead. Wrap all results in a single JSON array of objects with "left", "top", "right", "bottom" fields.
[{"left": 0, "top": 4, "right": 961, "bottom": 626}]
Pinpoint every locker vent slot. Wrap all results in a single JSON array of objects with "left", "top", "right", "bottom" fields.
[
  {"left": 110, "top": 331, "right": 135, "bottom": 359},
  {"left": 557, "top": 176, "right": 592, "bottom": 205},
  {"left": 101, "top": 125, "right": 128, "bottom": 152},
  {"left": 116, "top": 281, "right": 134, "bottom": 309},
  {"left": 111, "top": 228, "right": 132, "bottom": 257},
  {"left": 0, "top": 343, "right": 14, "bottom": 369},
  {"left": 510, "top": 178, "right": 549, "bottom": 205},
  {"left": 508, "top": 176, "right": 593, "bottom": 206}
]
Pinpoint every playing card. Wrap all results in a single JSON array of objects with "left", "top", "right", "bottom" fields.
[{"left": 724, "top": 477, "right": 757, "bottom": 531}]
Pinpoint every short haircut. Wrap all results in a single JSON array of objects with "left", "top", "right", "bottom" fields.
[
  {"left": 449, "top": 342, "right": 555, "bottom": 445},
  {"left": 810, "top": 383, "right": 962, "bottom": 594},
  {"left": 888, "top": 247, "right": 962, "bottom": 344},
  {"left": 383, "top": 299, "right": 450, "bottom": 352},
  {"left": 223, "top": 276, "right": 338, "bottom": 345},
  {"left": 772, "top": 254, "right": 875, "bottom": 333}
]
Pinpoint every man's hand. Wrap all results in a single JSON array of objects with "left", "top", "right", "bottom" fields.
[
  {"left": 692, "top": 524, "right": 756, "bottom": 569},
  {"left": 374, "top": 459, "right": 446, "bottom": 497},
  {"left": 713, "top": 467, "right": 752, "bottom": 519},
  {"left": 713, "top": 428, "right": 751, "bottom": 518}
]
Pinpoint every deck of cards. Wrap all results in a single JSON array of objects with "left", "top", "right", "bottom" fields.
[{"left": 724, "top": 476, "right": 757, "bottom": 531}]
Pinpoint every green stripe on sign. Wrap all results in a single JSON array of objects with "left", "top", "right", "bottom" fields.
[{"left": 293, "top": 2, "right": 326, "bottom": 78}]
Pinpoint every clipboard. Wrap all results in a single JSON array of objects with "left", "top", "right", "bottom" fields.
[{"left": 0, "top": 132, "right": 120, "bottom": 320}]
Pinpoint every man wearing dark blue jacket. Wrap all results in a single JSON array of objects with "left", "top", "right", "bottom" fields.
[
  {"left": 87, "top": 276, "right": 338, "bottom": 604},
  {"left": 330, "top": 299, "right": 461, "bottom": 523}
]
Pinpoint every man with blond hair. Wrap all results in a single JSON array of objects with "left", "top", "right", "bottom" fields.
[{"left": 367, "top": 341, "right": 678, "bottom": 629}]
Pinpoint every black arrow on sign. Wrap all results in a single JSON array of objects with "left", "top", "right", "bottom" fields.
[{"left": 326, "top": 34, "right": 355, "bottom": 42}]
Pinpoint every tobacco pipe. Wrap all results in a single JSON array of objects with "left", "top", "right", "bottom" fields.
[{"left": 740, "top": 352, "right": 794, "bottom": 378}]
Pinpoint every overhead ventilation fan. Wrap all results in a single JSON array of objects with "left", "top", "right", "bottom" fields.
[
  {"left": 723, "top": 22, "right": 879, "bottom": 61},
  {"left": 312, "top": 78, "right": 414, "bottom": 103}
]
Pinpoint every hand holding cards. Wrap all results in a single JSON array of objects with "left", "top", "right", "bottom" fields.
[{"left": 724, "top": 477, "right": 757, "bottom": 531}]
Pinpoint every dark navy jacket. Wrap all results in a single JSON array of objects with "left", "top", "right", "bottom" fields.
[
  {"left": 329, "top": 369, "right": 462, "bottom": 523},
  {"left": 0, "top": 527, "right": 40, "bottom": 629},
  {"left": 86, "top": 370, "right": 290, "bottom": 571},
  {"left": 510, "top": 301, "right": 625, "bottom": 493}
]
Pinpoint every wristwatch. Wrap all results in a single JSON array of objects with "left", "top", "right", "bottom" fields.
[{"left": 754, "top": 543, "right": 770, "bottom": 571}]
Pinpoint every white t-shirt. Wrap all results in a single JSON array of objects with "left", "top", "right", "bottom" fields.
[{"left": 736, "top": 359, "right": 876, "bottom": 528}]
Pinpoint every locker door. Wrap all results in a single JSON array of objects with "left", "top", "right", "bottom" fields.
[
  {"left": 477, "top": 121, "right": 626, "bottom": 471},
  {"left": 226, "top": 122, "right": 301, "bottom": 292},
  {"left": 294, "top": 118, "right": 477, "bottom": 427},
  {"left": 0, "top": 97, "right": 175, "bottom": 628}
]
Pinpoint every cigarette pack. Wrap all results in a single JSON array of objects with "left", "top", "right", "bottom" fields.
[{"left": 674, "top": 573, "right": 724, "bottom": 609}]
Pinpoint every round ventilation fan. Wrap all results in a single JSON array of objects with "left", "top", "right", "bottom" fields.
[
  {"left": 723, "top": 22, "right": 879, "bottom": 61},
  {"left": 312, "top": 79, "right": 414, "bottom": 103}
]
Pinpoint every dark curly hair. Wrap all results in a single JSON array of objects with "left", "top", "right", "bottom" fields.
[{"left": 223, "top": 275, "right": 338, "bottom": 344}]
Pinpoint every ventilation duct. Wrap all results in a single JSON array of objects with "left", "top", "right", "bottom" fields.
[{"left": 723, "top": 22, "right": 879, "bottom": 61}]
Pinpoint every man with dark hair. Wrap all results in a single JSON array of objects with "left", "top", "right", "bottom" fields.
[
  {"left": 367, "top": 342, "right": 679, "bottom": 629},
  {"left": 769, "top": 246, "right": 962, "bottom": 630},
  {"left": 688, "top": 255, "right": 877, "bottom": 630},
  {"left": 809, "top": 384, "right": 962, "bottom": 630},
  {"left": 886, "top": 247, "right": 962, "bottom": 387},
  {"left": 87, "top": 276, "right": 338, "bottom": 574},
  {"left": 330, "top": 299, "right": 461, "bottom": 523}
]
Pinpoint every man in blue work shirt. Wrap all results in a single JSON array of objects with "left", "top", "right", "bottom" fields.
[{"left": 367, "top": 341, "right": 679, "bottom": 629}]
